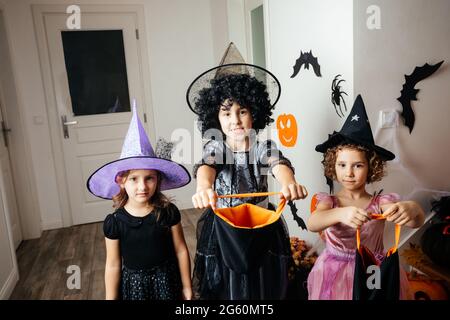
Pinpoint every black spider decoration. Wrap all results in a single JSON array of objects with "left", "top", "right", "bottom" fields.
[{"left": 331, "top": 74, "right": 348, "bottom": 117}]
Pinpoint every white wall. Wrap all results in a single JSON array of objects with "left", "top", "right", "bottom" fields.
[
  {"left": 0, "top": 0, "right": 221, "bottom": 236},
  {"left": 354, "top": 0, "right": 450, "bottom": 246},
  {"left": 210, "top": 0, "right": 230, "bottom": 61},
  {"left": 142, "top": 0, "right": 217, "bottom": 210},
  {"left": 227, "top": 0, "right": 248, "bottom": 60},
  {"left": 266, "top": 0, "right": 354, "bottom": 244}
]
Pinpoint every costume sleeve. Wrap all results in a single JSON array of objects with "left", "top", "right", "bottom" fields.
[
  {"left": 163, "top": 203, "right": 181, "bottom": 227},
  {"left": 312, "top": 192, "right": 334, "bottom": 211},
  {"left": 257, "top": 139, "right": 295, "bottom": 177},
  {"left": 378, "top": 193, "right": 401, "bottom": 206},
  {"left": 103, "top": 213, "right": 120, "bottom": 239},
  {"left": 193, "top": 140, "right": 224, "bottom": 178}
]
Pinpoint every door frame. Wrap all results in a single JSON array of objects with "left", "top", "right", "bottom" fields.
[
  {"left": 32, "top": 4, "right": 155, "bottom": 227},
  {"left": 0, "top": 78, "right": 22, "bottom": 249},
  {"left": 243, "top": 0, "right": 271, "bottom": 68},
  {"left": 0, "top": 48, "right": 20, "bottom": 299},
  {"left": 0, "top": 6, "right": 41, "bottom": 240},
  {"left": 0, "top": 181, "right": 19, "bottom": 299},
  {"left": 0, "top": 6, "right": 19, "bottom": 288}
]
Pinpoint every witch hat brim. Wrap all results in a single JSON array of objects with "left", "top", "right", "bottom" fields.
[
  {"left": 186, "top": 43, "right": 281, "bottom": 114},
  {"left": 315, "top": 95, "right": 395, "bottom": 161},
  {"left": 86, "top": 101, "right": 191, "bottom": 199},
  {"left": 87, "top": 156, "right": 191, "bottom": 199}
]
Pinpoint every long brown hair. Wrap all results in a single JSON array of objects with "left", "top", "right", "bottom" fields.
[{"left": 112, "top": 170, "right": 172, "bottom": 221}]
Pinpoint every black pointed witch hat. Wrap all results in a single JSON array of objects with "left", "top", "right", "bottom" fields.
[
  {"left": 315, "top": 94, "right": 395, "bottom": 161},
  {"left": 186, "top": 42, "right": 281, "bottom": 115}
]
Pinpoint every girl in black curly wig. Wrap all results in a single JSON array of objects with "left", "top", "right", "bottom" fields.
[
  {"left": 194, "top": 73, "right": 274, "bottom": 135},
  {"left": 187, "top": 43, "right": 308, "bottom": 300}
]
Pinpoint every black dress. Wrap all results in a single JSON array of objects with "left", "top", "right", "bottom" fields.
[
  {"left": 103, "top": 203, "right": 182, "bottom": 300},
  {"left": 192, "top": 139, "right": 295, "bottom": 300}
]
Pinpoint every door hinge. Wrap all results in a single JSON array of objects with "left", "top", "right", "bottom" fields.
[
  {"left": 143, "top": 113, "right": 147, "bottom": 123},
  {"left": 135, "top": 29, "right": 139, "bottom": 39}
]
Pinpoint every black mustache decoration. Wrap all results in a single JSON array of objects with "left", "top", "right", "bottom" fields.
[
  {"left": 397, "top": 60, "right": 444, "bottom": 133},
  {"left": 291, "top": 50, "right": 322, "bottom": 78},
  {"left": 288, "top": 200, "right": 307, "bottom": 230}
]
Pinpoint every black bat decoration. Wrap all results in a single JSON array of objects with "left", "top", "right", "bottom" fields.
[
  {"left": 397, "top": 60, "right": 444, "bottom": 133},
  {"left": 288, "top": 200, "right": 307, "bottom": 230},
  {"left": 291, "top": 50, "right": 322, "bottom": 78}
]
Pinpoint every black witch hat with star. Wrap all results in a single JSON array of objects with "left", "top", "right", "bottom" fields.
[
  {"left": 316, "top": 95, "right": 394, "bottom": 193},
  {"left": 315, "top": 94, "right": 395, "bottom": 161}
]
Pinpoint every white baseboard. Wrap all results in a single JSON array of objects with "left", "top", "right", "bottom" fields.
[
  {"left": 0, "top": 267, "right": 19, "bottom": 300},
  {"left": 41, "top": 219, "right": 63, "bottom": 231}
]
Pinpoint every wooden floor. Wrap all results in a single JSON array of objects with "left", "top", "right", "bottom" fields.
[{"left": 9, "top": 208, "right": 203, "bottom": 300}]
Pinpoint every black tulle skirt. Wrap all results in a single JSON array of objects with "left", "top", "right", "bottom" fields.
[
  {"left": 120, "top": 260, "right": 182, "bottom": 300},
  {"left": 192, "top": 208, "right": 294, "bottom": 300}
]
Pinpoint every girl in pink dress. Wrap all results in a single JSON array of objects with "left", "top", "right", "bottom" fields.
[{"left": 307, "top": 95, "right": 425, "bottom": 300}]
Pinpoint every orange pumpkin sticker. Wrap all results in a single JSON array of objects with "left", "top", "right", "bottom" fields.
[{"left": 276, "top": 113, "right": 298, "bottom": 147}]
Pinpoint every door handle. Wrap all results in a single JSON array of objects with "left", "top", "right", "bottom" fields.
[{"left": 61, "top": 115, "right": 78, "bottom": 139}]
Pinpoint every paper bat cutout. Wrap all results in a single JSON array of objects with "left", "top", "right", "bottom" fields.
[
  {"left": 291, "top": 50, "right": 322, "bottom": 78},
  {"left": 397, "top": 61, "right": 444, "bottom": 133},
  {"left": 288, "top": 200, "right": 307, "bottom": 230}
]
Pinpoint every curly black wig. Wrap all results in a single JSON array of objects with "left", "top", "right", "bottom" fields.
[{"left": 194, "top": 74, "right": 275, "bottom": 134}]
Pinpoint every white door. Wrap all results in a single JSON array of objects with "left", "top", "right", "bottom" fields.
[
  {"left": 0, "top": 102, "right": 22, "bottom": 249},
  {"left": 0, "top": 106, "right": 19, "bottom": 299},
  {"left": 41, "top": 10, "right": 150, "bottom": 225}
]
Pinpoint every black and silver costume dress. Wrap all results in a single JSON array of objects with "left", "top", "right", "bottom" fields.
[{"left": 192, "top": 139, "right": 295, "bottom": 300}]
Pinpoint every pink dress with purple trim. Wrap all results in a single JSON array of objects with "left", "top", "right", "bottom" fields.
[{"left": 307, "top": 192, "right": 411, "bottom": 300}]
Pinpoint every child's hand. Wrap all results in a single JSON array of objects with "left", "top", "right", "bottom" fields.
[
  {"left": 182, "top": 287, "right": 193, "bottom": 300},
  {"left": 340, "top": 207, "right": 371, "bottom": 229},
  {"left": 382, "top": 201, "right": 423, "bottom": 226},
  {"left": 279, "top": 183, "right": 308, "bottom": 201},
  {"left": 192, "top": 188, "right": 217, "bottom": 210}
]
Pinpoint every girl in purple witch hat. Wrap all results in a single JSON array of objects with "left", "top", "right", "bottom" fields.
[
  {"left": 307, "top": 95, "right": 424, "bottom": 300},
  {"left": 87, "top": 101, "right": 192, "bottom": 300}
]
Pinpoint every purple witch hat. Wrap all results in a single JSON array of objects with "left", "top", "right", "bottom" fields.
[{"left": 87, "top": 100, "right": 191, "bottom": 199}]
